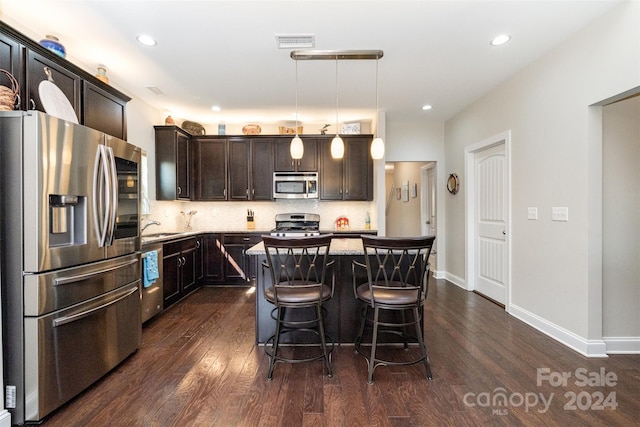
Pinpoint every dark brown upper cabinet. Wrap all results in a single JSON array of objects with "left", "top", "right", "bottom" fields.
[
  {"left": 193, "top": 137, "right": 227, "bottom": 201},
  {"left": 274, "top": 137, "right": 318, "bottom": 172},
  {"left": 228, "top": 138, "right": 274, "bottom": 201},
  {"left": 1, "top": 22, "right": 130, "bottom": 139},
  {"left": 155, "top": 126, "right": 192, "bottom": 200},
  {"left": 319, "top": 136, "right": 373, "bottom": 201}
]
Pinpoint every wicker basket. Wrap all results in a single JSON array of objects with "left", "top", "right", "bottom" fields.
[{"left": 0, "top": 69, "right": 19, "bottom": 111}]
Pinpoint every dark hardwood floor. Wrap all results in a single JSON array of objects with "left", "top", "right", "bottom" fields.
[{"left": 42, "top": 279, "right": 639, "bottom": 426}]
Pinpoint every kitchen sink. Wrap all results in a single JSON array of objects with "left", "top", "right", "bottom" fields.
[
  {"left": 141, "top": 232, "right": 182, "bottom": 243},
  {"left": 142, "top": 232, "right": 182, "bottom": 239}
]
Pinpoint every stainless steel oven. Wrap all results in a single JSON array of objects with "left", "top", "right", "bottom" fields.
[{"left": 273, "top": 172, "right": 318, "bottom": 199}]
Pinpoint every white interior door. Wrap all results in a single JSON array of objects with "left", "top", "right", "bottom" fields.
[{"left": 473, "top": 143, "right": 507, "bottom": 304}]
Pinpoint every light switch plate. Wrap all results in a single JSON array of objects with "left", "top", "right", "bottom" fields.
[
  {"left": 527, "top": 207, "right": 538, "bottom": 220},
  {"left": 552, "top": 207, "right": 569, "bottom": 222}
]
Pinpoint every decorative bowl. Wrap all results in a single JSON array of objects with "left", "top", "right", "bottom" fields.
[
  {"left": 242, "top": 124, "right": 261, "bottom": 135},
  {"left": 278, "top": 126, "right": 303, "bottom": 135}
]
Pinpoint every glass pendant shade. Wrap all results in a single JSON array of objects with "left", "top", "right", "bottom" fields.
[
  {"left": 371, "top": 137, "right": 385, "bottom": 159},
  {"left": 331, "top": 135, "right": 344, "bottom": 158},
  {"left": 290, "top": 135, "right": 304, "bottom": 159}
]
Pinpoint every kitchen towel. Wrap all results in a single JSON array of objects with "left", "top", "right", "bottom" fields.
[{"left": 143, "top": 250, "right": 159, "bottom": 288}]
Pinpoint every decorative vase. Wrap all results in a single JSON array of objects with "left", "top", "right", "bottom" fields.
[
  {"left": 95, "top": 65, "right": 109, "bottom": 84},
  {"left": 39, "top": 35, "right": 66, "bottom": 58},
  {"left": 165, "top": 115, "right": 175, "bottom": 125}
]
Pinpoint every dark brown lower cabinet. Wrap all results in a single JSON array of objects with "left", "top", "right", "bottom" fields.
[
  {"left": 223, "top": 233, "right": 263, "bottom": 285},
  {"left": 201, "top": 233, "right": 262, "bottom": 285},
  {"left": 163, "top": 237, "right": 201, "bottom": 308}
]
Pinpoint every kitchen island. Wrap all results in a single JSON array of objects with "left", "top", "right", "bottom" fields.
[{"left": 247, "top": 237, "right": 371, "bottom": 344}]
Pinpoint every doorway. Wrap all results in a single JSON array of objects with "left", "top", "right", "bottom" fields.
[
  {"left": 384, "top": 162, "right": 431, "bottom": 237},
  {"left": 465, "top": 132, "right": 511, "bottom": 308}
]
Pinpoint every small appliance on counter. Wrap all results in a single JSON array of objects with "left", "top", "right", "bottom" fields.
[
  {"left": 270, "top": 213, "right": 320, "bottom": 237},
  {"left": 335, "top": 216, "right": 350, "bottom": 230}
]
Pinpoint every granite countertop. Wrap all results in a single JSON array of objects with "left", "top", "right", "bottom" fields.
[
  {"left": 141, "top": 229, "right": 376, "bottom": 246},
  {"left": 246, "top": 237, "right": 365, "bottom": 256}
]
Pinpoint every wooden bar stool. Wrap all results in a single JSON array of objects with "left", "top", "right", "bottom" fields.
[
  {"left": 352, "top": 235, "right": 435, "bottom": 384},
  {"left": 262, "top": 234, "right": 335, "bottom": 381}
]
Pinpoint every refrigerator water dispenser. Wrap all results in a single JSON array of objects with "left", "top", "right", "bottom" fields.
[{"left": 49, "top": 194, "right": 86, "bottom": 246}]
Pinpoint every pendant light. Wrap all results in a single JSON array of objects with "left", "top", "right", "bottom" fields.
[
  {"left": 331, "top": 58, "right": 344, "bottom": 159},
  {"left": 290, "top": 59, "right": 304, "bottom": 159},
  {"left": 370, "top": 57, "right": 385, "bottom": 159}
]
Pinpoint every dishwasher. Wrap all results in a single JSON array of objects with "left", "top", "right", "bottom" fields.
[{"left": 141, "top": 243, "right": 164, "bottom": 322}]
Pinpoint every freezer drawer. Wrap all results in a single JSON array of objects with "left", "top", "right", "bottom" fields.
[
  {"left": 24, "top": 253, "right": 141, "bottom": 316},
  {"left": 23, "top": 282, "right": 141, "bottom": 422}
]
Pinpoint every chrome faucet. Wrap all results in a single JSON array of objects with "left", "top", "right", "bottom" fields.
[{"left": 141, "top": 220, "right": 161, "bottom": 233}]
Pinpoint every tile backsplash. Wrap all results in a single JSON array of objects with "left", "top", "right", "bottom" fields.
[{"left": 143, "top": 199, "right": 377, "bottom": 233}]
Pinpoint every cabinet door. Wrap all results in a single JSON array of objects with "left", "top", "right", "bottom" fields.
[
  {"left": 298, "top": 138, "right": 318, "bottom": 171},
  {"left": 203, "top": 234, "right": 224, "bottom": 283},
  {"left": 163, "top": 251, "right": 182, "bottom": 307},
  {"left": 155, "top": 126, "right": 192, "bottom": 200},
  {"left": 228, "top": 138, "right": 250, "bottom": 200},
  {"left": 250, "top": 138, "right": 273, "bottom": 200},
  {"left": 274, "top": 138, "right": 318, "bottom": 172},
  {"left": 82, "top": 80, "right": 127, "bottom": 139},
  {"left": 26, "top": 50, "right": 81, "bottom": 118},
  {"left": 176, "top": 132, "right": 191, "bottom": 199},
  {"left": 319, "top": 139, "right": 344, "bottom": 200},
  {"left": 225, "top": 244, "right": 247, "bottom": 282},
  {"left": 193, "top": 138, "right": 227, "bottom": 200},
  {"left": 195, "top": 237, "right": 204, "bottom": 282},
  {"left": 0, "top": 33, "right": 21, "bottom": 109},
  {"left": 181, "top": 245, "right": 197, "bottom": 294},
  {"left": 344, "top": 137, "right": 373, "bottom": 200}
]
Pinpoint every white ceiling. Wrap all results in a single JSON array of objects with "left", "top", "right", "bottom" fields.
[{"left": 2, "top": 0, "right": 621, "bottom": 129}]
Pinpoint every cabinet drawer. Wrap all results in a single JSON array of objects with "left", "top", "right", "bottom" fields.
[
  {"left": 224, "top": 234, "right": 262, "bottom": 245},
  {"left": 163, "top": 237, "right": 197, "bottom": 255}
]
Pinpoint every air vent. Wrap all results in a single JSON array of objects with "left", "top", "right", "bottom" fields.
[
  {"left": 146, "top": 86, "right": 164, "bottom": 95},
  {"left": 275, "top": 34, "right": 315, "bottom": 49}
]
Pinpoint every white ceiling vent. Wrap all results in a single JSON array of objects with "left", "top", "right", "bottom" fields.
[
  {"left": 146, "top": 86, "right": 164, "bottom": 95},
  {"left": 275, "top": 34, "right": 315, "bottom": 49}
]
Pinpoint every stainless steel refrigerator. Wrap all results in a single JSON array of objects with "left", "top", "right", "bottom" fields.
[{"left": 0, "top": 111, "right": 142, "bottom": 424}]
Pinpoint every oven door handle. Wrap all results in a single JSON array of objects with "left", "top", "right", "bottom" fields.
[{"left": 52, "top": 284, "right": 139, "bottom": 327}]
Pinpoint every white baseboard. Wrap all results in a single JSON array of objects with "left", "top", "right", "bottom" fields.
[
  {"left": 0, "top": 410, "right": 11, "bottom": 427},
  {"left": 603, "top": 336, "right": 640, "bottom": 354},
  {"left": 443, "top": 272, "right": 466, "bottom": 289},
  {"left": 432, "top": 269, "right": 446, "bottom": 280},
  {"left": 509, "top": 303, "right": 608, "bottom": 357}
]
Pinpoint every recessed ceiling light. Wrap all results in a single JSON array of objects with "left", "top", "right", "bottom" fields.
[
  {"left": 490, "top": 34, "right": 511, "bottom": 46},
  {"left": 422, "top": 105, "right": 432, "bottom": 111},
  {"left": 137, "top": 34, "right": 157, "bottom": 46},
  {"left": 211, "top": 106, "right": 221, "bottom": 112}
]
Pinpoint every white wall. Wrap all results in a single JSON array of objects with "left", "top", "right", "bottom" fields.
[
  {"left": 602, "top": 96, "right": 640, "bottom": 350},
  {"left": 444, "top": 0, "right": 640, "bottom": 354}
]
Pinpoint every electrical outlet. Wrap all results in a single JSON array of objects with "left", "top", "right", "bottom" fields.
[
  {"left": 551, "top": 207, "right": 569, "bottom": 222},
  {"left": 527, "top": 207, "right": 538, "bottom": 220}
]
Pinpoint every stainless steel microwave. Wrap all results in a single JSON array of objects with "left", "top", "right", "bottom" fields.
[{"left": 273, "top": 172, "right": 318, "bottom": 199}]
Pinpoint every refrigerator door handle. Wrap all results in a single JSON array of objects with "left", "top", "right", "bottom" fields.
[
  {"left": 92, "top": 146, "right": 107, "bottom": 247},
  {"left": 104, "top": 145, "right": 118, "bottom": 246}
]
